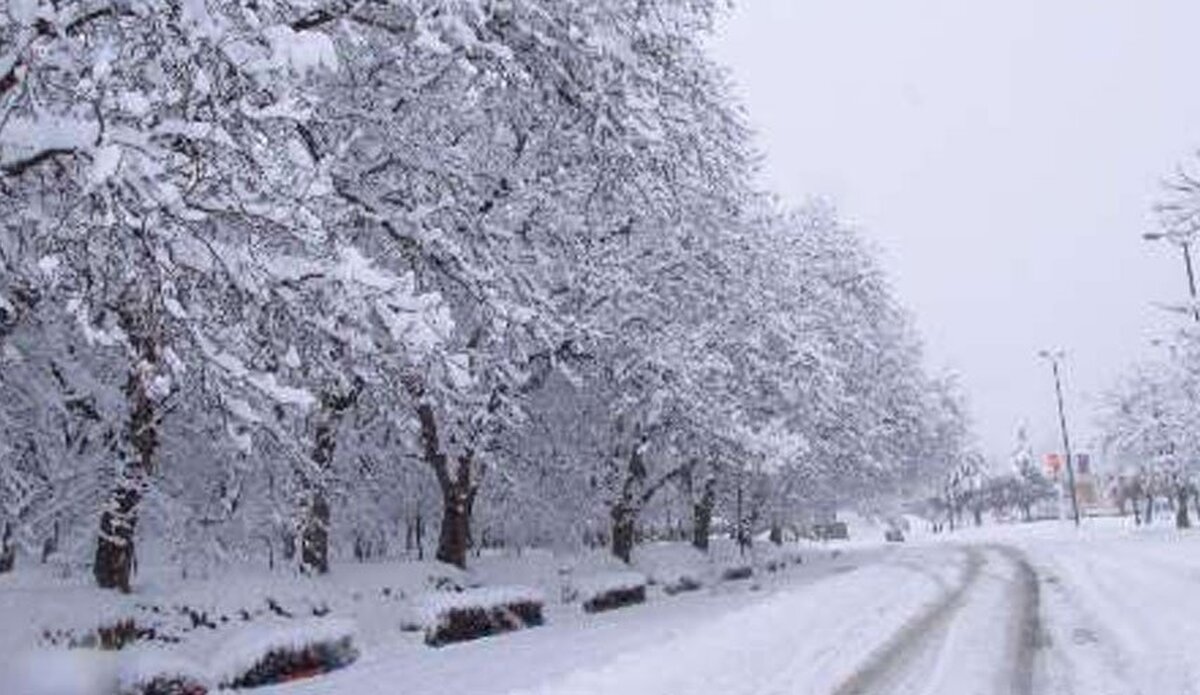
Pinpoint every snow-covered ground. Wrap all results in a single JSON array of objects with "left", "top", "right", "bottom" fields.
[{"left": 6, "top": 518, "right": 1200, "bottom": 694}]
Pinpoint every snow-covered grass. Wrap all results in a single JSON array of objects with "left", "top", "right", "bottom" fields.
[
  {"left": 409, "top": 586, "right": 545, "bottom": 646},
  {"left": 0, "top": 537, "right": 828, "bottom": 693},
  {"left": 210, "top": 617, "right": 356, "bottom": 687},
  {"left": 567, "top": 571, "right": 648, "bottom": 613}
]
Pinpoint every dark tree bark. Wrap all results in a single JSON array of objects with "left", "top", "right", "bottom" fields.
[
  {"left": 409, "top": 512, "right": 425, "bottom": 560},
  {"left": 611, "top": 502, "right": 636, "bottom": 565},
  {"left": 435, "top": 454, "right": 476, "bottom": 569},
  {"left": 402, "top": 370, "right": 481, "bottom": 570},
  {"left": 610, "top": 438, "right": 650, "bottom": 564},
  {"left": 94, "top": 354, "right": 158, "bottom": 592},
  {"left": 299, "top": 491, "right": 331, "bottom": 574},
  {"left": 300, "top": 382, "right": 362, "bottom": 575},
  {"left": 406, "top": 388, "right": 474, "bottom": 568},
  {"left": 607, "top": 441, "right": 690, "bottom": 564},
  {"left": 0, "top": 521, "right": 14, "bottom": 574},
  {"left": 1145, "top": 493, "right": 1154, "bottom": 524},
  {"left": 41, "top": 520, "right": 59, "bottom": 563},
  {"left": 1176, "top": 486, "right": 1191, "bottom": 529},
  {"left": 692, "top": 476, "right": 715, "bottom": 552}
]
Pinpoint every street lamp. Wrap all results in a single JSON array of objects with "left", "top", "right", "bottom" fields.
[
  {"left": 1039, "top": 349, "right": 1081, "bottom": 526},
  {"left": 1142, "top": 230, "right": 1200, "bottom": 322}
]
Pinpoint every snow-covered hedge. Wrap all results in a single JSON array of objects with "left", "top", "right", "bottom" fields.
[
  {"left": 116, "top": 648, "right": 208, "bottom": 695},
  {"left": 661, "top": 575, "right": 704, "bottom": 595},
  {"left": 568, "top": 571, "right": 648, "bottom": 613},
  {"left": 761, "top": 547, "right": 803, "bottom": 573},
  {"left": 211, "top": 618, "right": 357, "bottom": 688},
  {"left": 411, "top": 586, "right": 545, "bottom": 647},
  {"left": 7, "top": 647, "right": 209, "bottom": 695}
]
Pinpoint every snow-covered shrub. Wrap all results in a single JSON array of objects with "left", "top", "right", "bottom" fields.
[
  {"left": 762, "top": 548, "right": 803, "bottom": 573},
  {"left": 40, "top": 616, "right": 159, "bottom": 651},
  {"left": 635, "top": 543, "right": 708, "bottom": 597},
  {"left": 116, "top": 648, "right": 208, "bottom": 695},
  {"left": 720, "top": 565, "right": 753, "bottom": 582},
  {"left": 412, "top": 587, "right": 544, "bottom": 647},
  {"left": 569, "top": 572, "right": 648, "bottom": 613},
  {"left": 211, "top": 619, "right": 357, "bottom": 688},
  {"left": 662, "top": 575, "right": 704, "bottom": 596}
]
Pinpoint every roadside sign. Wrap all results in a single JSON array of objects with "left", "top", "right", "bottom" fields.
[{"left": 1044, "top": 453, "right": 1062, "bottom": 477}]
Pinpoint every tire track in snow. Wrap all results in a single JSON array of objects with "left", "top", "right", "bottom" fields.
[
  {"left": 832, "top": 545, "right": 1040, "bottom": 695},
  {"left": 830, "top": 547, "right": 984, "bottom": 695},
  {"left": 995, "top": 545, "right": 1041, "bottom": 695}
]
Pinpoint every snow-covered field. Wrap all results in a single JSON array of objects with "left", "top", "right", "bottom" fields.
[{"left": 6, "top": 518, "right": 1200, "bottom": 694}]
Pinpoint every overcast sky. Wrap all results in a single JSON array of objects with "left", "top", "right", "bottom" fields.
[{"left": 709, "top": 0, "right": 1200, "bottom": 467}]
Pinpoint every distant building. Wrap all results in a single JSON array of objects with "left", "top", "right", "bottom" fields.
[{"left": 1042, "top": 452, "right": 1115, "bottom": 517}]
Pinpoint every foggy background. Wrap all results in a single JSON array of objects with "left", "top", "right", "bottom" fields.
[{"left": 711, "top": 0, "right": 1200, "bottom": 468}]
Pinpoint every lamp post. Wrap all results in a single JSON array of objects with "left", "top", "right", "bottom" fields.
[
  {"left": 1143, "top": 231, "right": 1200, "bottom": 322},
  {"left": 1039, "top": 349, "right": 1080, "bottom": 526}
]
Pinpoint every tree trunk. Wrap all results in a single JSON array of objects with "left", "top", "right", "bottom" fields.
[
  {"left": 437, "top": 471, "right": 474, "bottom": 569},
  {"left": 300, "top": 385, "right": 360, "bottom": 576},
  {"left": 415, "top": 513, "right": 425, "bottom": 560},
  {"left": 409, "top": 388, "right": 477, "bottom": 569},
  {"left": 94, "top": 356, "right": 158, "bottom": 592},
  {"left": 0, "top": 521, "right": 14, "bottom": 574},
  {"left": 1145, "top": 494, "right": 1154, "bottom": 524},
  {"left": 609, "top": 433, "right": 651, "bottom": 564},
  {"left": 692, "top": 477, "right": 715, "bottom": 552},
  {"left": 611, "top": 502, "right": 636, "bottom": 564},
  {"left": 973, "top": 506, "right": 983, "bottom": 527},
  {"left": 41, "top": 520, "right": 59, "bottom": 563},
  {"left": 1176, "top": 487, "right": 1191, "bottom": 529},
  {"left": 300, "top": 491, "right": 330, "bottom": 574}
]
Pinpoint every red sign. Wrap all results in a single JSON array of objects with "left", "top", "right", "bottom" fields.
[{"left": 1044, "top": 453, "right": 1062, "bottom": 477}]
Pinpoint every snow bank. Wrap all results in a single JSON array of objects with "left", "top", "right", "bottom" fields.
[
  {"left": 567, "top": 571, "right": 648, "bottom": 613},
  {"left": 4, "top": 649, "right": 120, "bottom": 695},
  {"left": 210, "top": 617, "right": 356, "bottom": 687},
  {"left": 569, "top": 571, "right": 646, "bottom": 600},
  {"left": 410, "top": 586, "right": 545, "bottom": 646},
  {"left": 115, "top": 647, "right": 208, "bottom": 694},
  {"left": 410, "top": 586, "right": 544, "bottom": 626},
  {"left": 634, "top": 543, "right": 707, "bottom": 594}
]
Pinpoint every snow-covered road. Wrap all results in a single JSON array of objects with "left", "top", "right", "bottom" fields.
[
  {"left": 284, "top": 542, "right": 1029, "bottom": 695},
  {"left": 280, "top": 521, "right": 1200, "bottom": 695}
]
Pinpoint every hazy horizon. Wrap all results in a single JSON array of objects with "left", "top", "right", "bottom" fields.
[{"left": 711, "top": 0, "right": 1200, "bottom": 469}]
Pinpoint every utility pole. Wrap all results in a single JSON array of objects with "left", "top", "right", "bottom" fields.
[
  {"left": 1039, "top": 350, "right": 1080, "bottom": 526},
  {"left": 1143, "top": 231, "right": 1200, "bottom": 322}
]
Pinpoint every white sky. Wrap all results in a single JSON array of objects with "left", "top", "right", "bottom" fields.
[{"left": 709, "top": 0, "right": 1200, "bottom": 466}]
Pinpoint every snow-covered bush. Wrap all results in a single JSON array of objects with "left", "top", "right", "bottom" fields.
[
  {"left": 411, "top": 587, "right": 544, "bottom": 647},
  {"left": 211, "top": 619, "right": 357, "bottom": 689},
  {"left": 116, "top": 648, "right": 208, "bottom": 695},
  {"left": 662, "top": 575, "right": 704, "bottom": 596},
  {"left": 568, "top": 571, "right": 649, "bottom": 613}
]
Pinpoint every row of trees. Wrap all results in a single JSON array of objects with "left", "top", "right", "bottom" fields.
[
  {"left": 924, "top": 425, "right": 1055, "bottom": 530},
  {"left": 1100, "top": 337, "right": 1200, "bottom": 529},
  {"left": 0, "top": 0, "right": 971, "bottom": 591},
  {"left": 1099, "top": 159, "right": 1200, "bottom": 529}
]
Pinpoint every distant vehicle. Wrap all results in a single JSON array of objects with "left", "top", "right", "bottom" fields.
[
  {"left": 812, "top": 522, "right": 849, "bottom": 540},
  {"left": 884, "top": 528, "right": 905, "bottom": 542}
]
